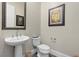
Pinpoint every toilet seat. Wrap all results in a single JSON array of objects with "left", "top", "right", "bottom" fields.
[{"left": 38, "top": 44, "right": 50, "bottom": 54}]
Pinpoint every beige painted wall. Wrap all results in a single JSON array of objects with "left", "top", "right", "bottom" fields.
[
  {"left": 26, "top": 2, "right": 41, "bottom": 37},
  {"left": 24, "top": 2, "right": 41, "bottom": 51},
  {"left": 41, "top": 2, "right": 79, "bottom": 56},
  {"left": 0, "top": 2, "right": 40, "bottom": 57}
]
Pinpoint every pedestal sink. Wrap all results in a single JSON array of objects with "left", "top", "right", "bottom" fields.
[{"left": 4, "top": 36, "right": 30, "bottom": 57}]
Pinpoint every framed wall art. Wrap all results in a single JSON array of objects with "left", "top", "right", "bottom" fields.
[
  {"left": 48, "top": 4, "right": 65, "bottom": 26},
  {"left": 16, "top": 15, "right": 24, "bottom": 26}
]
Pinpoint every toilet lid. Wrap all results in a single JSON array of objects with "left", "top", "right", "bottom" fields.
[{"left": 38, "top": 44, "right": 50, "bottom": 50}]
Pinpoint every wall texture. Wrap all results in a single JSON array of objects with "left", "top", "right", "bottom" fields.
[
  {"left": 41, "top": 2, "right": 79, "bottom": 56},
  {"left": 26, "top": 2, "right": 41, "bottom": 37},
  {"left": 0, "top": 2, "right": 40, "bottom": 57}
]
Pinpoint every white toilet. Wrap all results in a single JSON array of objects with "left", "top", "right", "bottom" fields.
[{"left": 32, "top": 36, "right": 50, "bottom": 57}]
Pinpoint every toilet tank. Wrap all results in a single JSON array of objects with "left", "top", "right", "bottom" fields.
[{"left": 32, "top": 36, "right": 40, "bottom": 47}]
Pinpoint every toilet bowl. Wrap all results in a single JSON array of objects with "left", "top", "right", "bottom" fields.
[
  {"left": 37, "top": 44, "right": 50, "bottom": 57},
  {"left": 32, "top": 36, "right": 50, "bottom": 57}
]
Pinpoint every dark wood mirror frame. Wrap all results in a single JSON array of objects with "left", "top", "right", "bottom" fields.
[{"left": 2, "top": 2, "right": 26, "bottom": 30}]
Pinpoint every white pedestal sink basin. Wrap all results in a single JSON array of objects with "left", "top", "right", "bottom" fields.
[{"left": 5, "top": 36, "right": 30, "bottom": 57}]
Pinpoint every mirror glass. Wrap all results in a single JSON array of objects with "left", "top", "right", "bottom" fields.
[{"left": 2, "top": 2, "right": 26, "bottom": 30}]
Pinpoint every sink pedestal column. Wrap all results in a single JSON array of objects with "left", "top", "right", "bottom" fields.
[{"left": 15, "top": 45, "right": 23, "bottom": 57}]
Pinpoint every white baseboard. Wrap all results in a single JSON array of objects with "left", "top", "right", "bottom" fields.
[{"left": 50, "top": 49, "right": 70, "bottom": 57}]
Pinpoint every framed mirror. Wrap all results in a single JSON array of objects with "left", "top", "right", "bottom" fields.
[{"left": 2, "top": 2, "right": 26, "bottom": 30}]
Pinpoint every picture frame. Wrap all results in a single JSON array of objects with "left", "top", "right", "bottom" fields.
[
  {"left": 48, "top": 4, "right": 65, "bottom": 26},
  {"left": 16, "top": 15, "right": 24, "bottom": 26}
]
